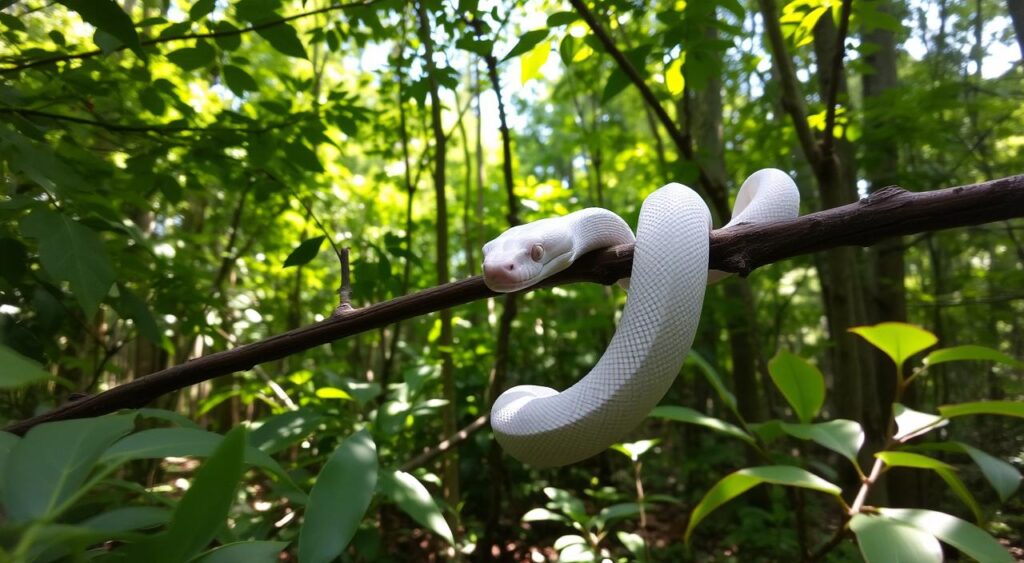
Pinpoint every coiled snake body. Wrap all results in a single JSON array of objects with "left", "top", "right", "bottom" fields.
[{"left": 482, "top": 169, "right": 799, "bottom": 467}]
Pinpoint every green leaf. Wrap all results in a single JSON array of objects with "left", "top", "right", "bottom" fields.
[
  {"left": 223, "top": 65, "right": 259, "bottom": 95},
  {"left": 193, "top": 541, "right": 289, "bottom": 563},
  {"left": 284, "top": 236, "right": 326, "bottom": 267},
  {"left": 878, "top": 508, "right": 1013, "bottom": 563},
  {"left": 849, "top": 322, "right": 937, "bottom": 372},
  {"left": 212, "top": 21, "right": 242, "bottom": 50},
  {"left": 522, "top": 507, "right": 569, "bottom": 523},
  {"left": 283, "top": 141, "right": 323, "bottom": 172},
  {"left": 57, "top": 0, "right": 142, "bottom": 57},
  {"left": 503, "top": 29, "right": 549, "bottom": 62},
  {"left": 685, "top": 466, "right": 840, "bottom": 541},
  {"left": 189, "top": 0, "right": 216, "bottom": 21},
  {"left": 122, "top": 426, "right": 247, "bottom": 563},
  {"left": 520, "top": 39, "right": 550, "bottom": 84},
  {"left": 118, "top": 289, "right": 162, "bottom": 344},
  {"left": 139, "top": 86, "right": 166, "bottom": 116},
  {"left": 924, "top": 345, "right": 1024, "bottom": 368},
  {"left": 137, "top": 408, "right": 201, "bottom": 428},
  {"left": 250, "top": 408, "right": 322, "bottom": 454},
  {"left": 665, "top": 57, "right": 685, "bottom": 96},
  {"left": 3, "top": 414, "right": 135, "bottom": 521},
  {"left": 957, "top": 442, "right": 1022, "bottom": 502},
  {"left": 686, "top": 350, "right": 738, "bottom": 413},
  {"left": 101, "top": 428, "right": 288, "bottom": 481},
  {"left": 0, "top": 344, "right": 54, "bottom": 389},
  {"left": 298, "top": 429, "right": 377, "bottom": 563},
  {"left": 20, "top": 209, "right": 115, "bottom": 316},
  {"left": 82, "top": 506, "right": 170, "bottom": 531},
  {"left": 166, "top": 40, "right": 216, "bottom": 71},
  {"left": 778, "top": 420, "right": 864, "bottom": 466},
  {"left": 543, "top": 487, "right": 587, "bottom": 522},
  {"left": 876, "top": 451, "right": 954, "bottom": 470},
  {"left": 939, "top": 401, "right": 1024, "bottom": 419},
  {"left": 609, "top": 439, "right": 660, "bottom": 461},
  {"left": 546, "top": 11, "right": 577, "bottom": 26},
  {"left": 256, "top": 23, "right": 307, "bottom": 59},
  {"left": 0, "top": 431, "right": 20, "bottom": 495},
  {"left": 850, "top": 514, "right": 942, "bottom": 563},
  {"left": 934, "top": 467, "right": 984, "bottom": 523},
  {"left": 590, "top": 502, "right": 641, "bottom": 530},
  {"left": 649, "top": 405, "right": 753, "bottom": 444},
  {"left": 616, "top": 531, "right": 647, "bottom": 563},
  {"left": 380, "top": 470, "right": 453, "bottom": 545},
  {"left": 893, "top": 403, "right": 947, "bottom": 441},
  {"left": 601, "top": 67, "right": 630, "bottom": 104},
  {"left": 767, "top": 351, "right": 824, "bottom": 423}
]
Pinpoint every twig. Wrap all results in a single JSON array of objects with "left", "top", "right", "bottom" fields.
[
  {"left": 335, "top": 248, "right": 353, "bottom": 314},
  {"left": 5, "top": 174, "right": 1024, "bottom": 434},
  {"left": 821, "top": 0, "right": 854, "bottom": 157},
  {"left": 0, "top": 107, "right": 282, "bottom": 134},
  {"left": 400, "top": 414, "right": 489, "bottom": 471},
  {"left": 1, "top": 0, "right": 384, "bottom": 74}
]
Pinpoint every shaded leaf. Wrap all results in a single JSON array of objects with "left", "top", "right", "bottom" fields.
[
  {"left": 193, "top": 541, "right": 289, "bottom": 563},
  {"left": 685, "top": 466, "right": 839, "bottom": 541},
  {"left": 223, "top": 65, "right": 259, "bottom": 95},
  {"left": 522, "top": 507, "right": 569, "bottom": 523},
  {"left": 0, "top": 344, "right": 54, "bottom": 389},
  {"left": 957, "top": 442, "right": 1022, "bottom": 502},
  {"left": 58, "top": 0, "right": 142, "bottom": 57},
  {"left": 850, "top": 514, "right": 942, "bottom": 563},
  {"left": 878, "top": 508, "right": 1013, "bottom": 563},
  {"left": 687, "top": 350, "right": 738, "bottom": 413},
  {"left": 649, "top": 405, "right": 753, "bottom": 444},
  {"left": 284, "top": 236, "right": 326, "bottom": 267},
  {"left": 779, "top": 420, "right": 864, "bottom": 466},
  {"left": 298, "top": 430, "right": 377, "bottom": 563},
  {"left": 893, "top": 403, "right": 946, "bottom": 441},
  {"left": 876, "top": 451, "right": 954, "bottom": 470},
  {"left": 166, "top": 40, "right": 216, "bottom": 71},
  {"left": 380, "top": 470, "right": 453, "bottom": 545},
  {"left": 257, "top": 23, "right": 307, "bottom": 59},
  {"left": 767, "top": 351, "right": 824, "bottom": 423},
  {"left": 189, "top": 0, "right": 216, "bottom": 21},
  {"left": 250, "top": 408, "right": 322, "bottom": 454},
  {"left": 935, "top": 467, "right": 984, "bottom": 523}
]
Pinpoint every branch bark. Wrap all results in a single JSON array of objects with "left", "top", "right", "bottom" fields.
[{"left": 6, "top": 174, "right": 1024, "bottom": 434}]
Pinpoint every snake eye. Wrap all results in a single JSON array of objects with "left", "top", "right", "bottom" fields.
[{"left": 530, "top": 244, "right": 545, "bottom": 262}]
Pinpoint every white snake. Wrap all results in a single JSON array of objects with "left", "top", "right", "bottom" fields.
[{"left": 482, "top": 169, "right": 799, "bottom": 467}]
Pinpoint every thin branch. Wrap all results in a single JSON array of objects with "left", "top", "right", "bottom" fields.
[
  {"left": 0, "top": 107, "right": 281, "bottom": 134},
  {"left": 5, "top": 174, "right": 1024, "bottom": 434},
  {"left": 1, "top": 0, "right": 383, "bottom": 74},
  {"left": 400, "top": 414, "right": 489, "bottom": 471},
  {"left": 821, "top": 0, "right": 854, "bottom": 157}
]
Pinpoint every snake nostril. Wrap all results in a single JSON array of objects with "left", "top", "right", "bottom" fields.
[{"left": 506, "top": 264, "right": 515, "bottom": 271}]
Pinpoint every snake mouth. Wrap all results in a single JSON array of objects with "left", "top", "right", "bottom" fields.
[{"left": 483, "top": 250, "right": 572, "bottom": 293}]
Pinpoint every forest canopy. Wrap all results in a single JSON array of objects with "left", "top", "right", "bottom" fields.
[{"left": 1, "top": 0, "right": 1023, "bottom": 561}]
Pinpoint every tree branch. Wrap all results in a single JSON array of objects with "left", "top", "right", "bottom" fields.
[
  {"left": 0, "top": 0, "right": 382, "bottom": 74},
  {"left": 0, "top": 107, "right": 284, "bottom": 134},
  {"left": 5, "top": 174, "right": 1024, "bottom": 434},
  {"left": 821, "top": 0, "right": 854, "bottom": 157}
]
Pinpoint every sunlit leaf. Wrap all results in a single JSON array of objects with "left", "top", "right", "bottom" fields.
[
  {"left": 876, "top": 451, "right": 954, "bottom": 470},
  {"left": 850, "top": 513, "right": 942, "bottom": 563},
  {"left": 649, "top": 406, "right": 753, "bottom": 444},
  {"left": 892, "top": 403, "right": 947, "bottom": 441},
  {"left": 380, "top": 470, "right": 453, "bottom": 545},
  {"left": 935, "top": 467, "right": 984, "bottom": 523},
  {"left": 685, "top": 466, "right": 839, "bottom": 541},
  {"left": 521, "top": 40, "right": 550, "bottom": 84},
  {"left": 250, "top": 408, "right": 322, "bottom": 454},
  {"left": 939, "top": 401, "right": 1024, "bottom": 419},
  {"left": 298, "top": 430, "right": 377, "bottom": 563},
  {"left": 849, "top": 322, "right": 937, "bottom": 372},
  {"left": 609, "top": 439, "right": 660, "bottom": 461},
  {"left": 665, "top": 57, "right": 685, "bottom": 96},
  {"left": 878, "top": 508, "right": 1013, "bottom": 563},
  {"left": 924, "top": 345, "right": 1024, "bottom": 369},
  {"left": 502, "top": 29, "right": 549, "bottom": 61},
  {"left": 522, "top": 507, "right": 569, "bottom": 523},
  {"left": 779, "top": 420, "right": 864, "bottom": 467},
  {"left": 767, "top": 351, "right": 824, "bottom": 423}
]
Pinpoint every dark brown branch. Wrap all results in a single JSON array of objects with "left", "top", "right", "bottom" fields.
[
  {"left": 1, "top": 0, "right": 382, "bottom": 74},
  {"left": 566, "top": 0, "right": 730, "bottom": 216},
  {"left": 0, "top": 107, "right": 277, "bottom": 134},
  {"left": 5, "top": 174, "right": 1024, "bottom": 434},
  {"left": 821, "top": 0, "right": 853, "bottom": 157},
  {"left": 400, "top": 414, "right": 489, "bottom": 472}
]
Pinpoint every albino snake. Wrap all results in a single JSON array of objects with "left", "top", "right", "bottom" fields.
[{"left": 482, "top": 169, "right": 799, "bottom": 467}]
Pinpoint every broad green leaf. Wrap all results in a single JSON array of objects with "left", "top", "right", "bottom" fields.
[
  {"left": 554, "top": 534, "right": 587, "bottom": 551},
  {"left": 850, "top": 514, "right": 942, "bottom": 563},
  {"left": 101, "top": 428, "right": 289, "bottom": 482},
  {"left": 122, "top": 426, "right": 247, "bottom": 563},
  {"left": 893, "top": 403, "right": 947, "bottom": 441},
  {"left": 4, "top": 414, "right": 135, "bottom": 521},
  {"left": 616, "top": 531, "right": 647, "bottom": 563},
  {"left": 767, "top": 351, "right": 824, "bottom": 423},
  {"left": 20, "top": 209, "right": 115, "bottom": 316},
  {"left": 687, "top": 350, "right": 737, "bottom": 413},
  {"left": 0, "top": 431, "right": 19, "bottom": 495},
  {"left": 298, "top": 429, "right": 377, "bottom": 563},
  {"left": 589, "top": 502, "right": 641, "bottom": 530},
  {"left": 257, "top": 23, "right": 307, "bottom": 59},
  {"left": 284, "top": 236, "right": 326, "bottom": 267},
  {"left": 502, "top": 29, "right": 549, "bottom": 61},
  {"left": 81, "top": 506, "right": 170, "bottom": 532},
  {"left": 685, "top": 466, "right": 840, "bottom": 541},
  {"left": 878, "top": 508, "right": 1013, "bottom": 563},
  {"left": 521, "top": 507, "right": 569, "bottom": 523},
  {"left": 118, "top": 289, "right": 162, "bottom": 344},
  {"left": 193, "top": 541, "right": 289, "bottom": 563},
  {"left": 57, "top": 0, "right": 142, "bottom": 57},
  {"left": 939, "top": 401, "right": 1024, "bottom": 419},
  {"left": 137, "top": 408, "right": 201, "bottom": 428},
  {"left": 546, "top": 11, "right": 577, "bottom": 26},
  {"left": 601, "top": 67, "right": 630, "bottom": 104},
  {"left": 849, "top": 322, "right": 937, "bottom": 371},
  {"left": 520, "top": 39, "right": 550, "bottom": 84},
  {"left": 957, "top": 443, "right": 1022, "bottom": 502},
  {"left": 223, "top": 65, "right": 259, "bottom": 95},
  {"left": 189, "top": 0, "right": 216, "bottom": 20},
  {"left": 609, "top": 439, "right": 660, "bottom": 461},
  {"left": 380, "top": 470, "right": 453, "bottom": 545},
  {"left": 250, "top": 408, "right": 322, "bottom": 454},
  {"left": 924, "top": 345, "right": 1023, "bottom": 369},
  {"left": 876, "top": 451, "right": 954, "bottom": 470},
  {"left": 544, "top": 487, "right": 587, "bottom": 522},
  {"left": 314, "top": 386, "right": 352, "bottom": 400},
  {"left": 166, "top": 40, "right": 216, "bottom": 71},
  {"left": 649, "top": 405, "right": 753, "bottom": 444},
  {"left": 779, "top": 420, "right": 864, "bottom": 466},
  {"left": 935, "top": 467, "right": 984, "bottom": 523},
  {"left": 0, "top": 344, "right": 54, "bottom": 389},
  {"left": 665, "top": 57, "right": 684, "bottom": 96},
  {"left": 212, "top": 21, "right": 241, "bottom": 50},
  {"left": 283, "top": 141, "right": 323, "bottom": 172}
]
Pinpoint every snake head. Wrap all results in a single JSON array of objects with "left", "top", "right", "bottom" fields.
[{"left": 482, "top": 218, "right": 574, "bottom": 293}]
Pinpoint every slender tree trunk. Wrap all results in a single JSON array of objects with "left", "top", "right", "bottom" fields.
[
  {"left": 416, "top": 1, "right": 459, "bottom": 512},
  {"left": 1010, "top": 0, "right": 1024, "bottom": 60}
]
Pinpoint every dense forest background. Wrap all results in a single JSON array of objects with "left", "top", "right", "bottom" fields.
[{"left": 1, "top": 0, "right": 1023, "bottom": 561}]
